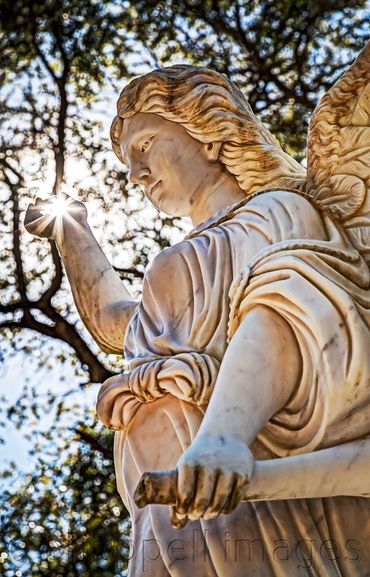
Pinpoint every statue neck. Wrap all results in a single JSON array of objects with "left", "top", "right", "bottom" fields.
[{"left": 190, "top": 172, "right": 245, "bottom": 227}]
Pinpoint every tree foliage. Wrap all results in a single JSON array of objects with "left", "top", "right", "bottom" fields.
[
  {"left": 0, "top": 417, "right": 131, "bottom": 577},
  {"left": 0, "top": 0, "right": 369, "bottom": 574},
  {"left": 124, "top": 0, "right": 369, "bottom": 156}
]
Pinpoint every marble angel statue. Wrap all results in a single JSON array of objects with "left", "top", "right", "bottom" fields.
[{"left": 25, "top": 42, "right": 370, "bottom": 576}]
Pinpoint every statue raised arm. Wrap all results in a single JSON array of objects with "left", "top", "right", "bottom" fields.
[{"left": 24, "top": 184, "right": 137, "bottom": 354}]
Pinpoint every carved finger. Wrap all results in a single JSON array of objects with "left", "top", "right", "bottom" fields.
[
  {"left": 24, "top": 211, "right": 54, "bottom": 236},
  {"left": 186, "top": 467, "right": 219, "bottom": 520},
  {"left": 221, "top": 473, "right": 248, "bottom": 515},
  {"left": 24, "top": 206, "right": 42, "bottom": 223},
  {"left": 34, "top": 196, "right": 47, "bottom": 206},
  {"left": 38, "top": 216, "right": 55, "bottom": 236},
  {"left": 202, "top": 473, "right": 235, "bottom": 520},
  {"left": 176, "top": 462, "right": 198, "bottom": 516},
  {"left": 170, "top": 506, "right": 189, "bottom": 529}
]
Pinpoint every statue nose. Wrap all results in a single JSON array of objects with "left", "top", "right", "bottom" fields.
[{"left": 129, "top": 165, "right": 151, "bottom": 185}]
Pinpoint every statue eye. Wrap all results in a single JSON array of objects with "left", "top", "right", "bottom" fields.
[{"left": 141, "top": 136, "right": 154, "bottom": 153}]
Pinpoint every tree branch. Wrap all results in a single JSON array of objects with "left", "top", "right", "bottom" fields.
[
  {"left": 0, "top": 311, "right": 114, "bottom": 383},
  {"left": 0, "top": 302, "right": 32, "bottom": 313},
  {"left": 30, "top": 29, "right": 59, "bottom": 85},
  {"left": 74, "top": 427, "right": 113, "bottom": 460},
  {"left": 2, "top": 170, "right": 28, "bottom": 304},
  {"left": 183, "top": 0, "right": 316, "bottom": 108},
  {"left": 29, "top": 3, "right": 70, "bottom": 195}
]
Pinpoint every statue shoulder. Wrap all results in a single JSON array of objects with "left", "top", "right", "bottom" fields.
[
  {"left": 248, "top": 188, "right": 313, "bottom": 207},
  {"left": 144, "top": 240, "right": 195, "bottom": 282},
  {"left": 242, "top": 189, "right": 322, "bottom": 222}
]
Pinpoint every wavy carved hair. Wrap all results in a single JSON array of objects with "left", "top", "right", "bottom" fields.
[{"left": 111, "top": 65, "right": 306, "bottom": 195}]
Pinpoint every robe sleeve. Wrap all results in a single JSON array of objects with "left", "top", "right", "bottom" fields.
[
  {"left": 123, "top": 240, "right": 226, "bottom": 406},
  {"left": 96, "top": 241, "right": 225, "bottom": 430}
]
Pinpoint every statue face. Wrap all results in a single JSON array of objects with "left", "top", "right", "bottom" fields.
[{"left": 119, "top": 112, "right": 219, "bottom": 217}]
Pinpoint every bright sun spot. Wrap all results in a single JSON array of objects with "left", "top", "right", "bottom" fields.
[{"left": 40, "top": 195, "right": 73, "bottom": 217}]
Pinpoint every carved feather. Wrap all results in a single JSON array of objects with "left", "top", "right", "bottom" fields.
[{"left": 307, "top": 41, "right": 370, "bottom": 264}]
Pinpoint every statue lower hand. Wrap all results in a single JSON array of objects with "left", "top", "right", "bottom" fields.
[
  {"left": 24, "top": 194, "right": 88, "bottom": 240},
  {"left": 171, "top": 434, "right": 254, "bottom": 525}
]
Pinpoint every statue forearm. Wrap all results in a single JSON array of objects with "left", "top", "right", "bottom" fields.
[
  {"left": 134, "top": 437, "right": 370, "bottom": 512},
  {"left": 164, "top": 306, "right": 301, "bottom": 523},
  {"left": 57, "top": 221, "right": 137, "bottom": 354},
  {"left": 246, "top": 438, "right": 370, "bottom": 500}
]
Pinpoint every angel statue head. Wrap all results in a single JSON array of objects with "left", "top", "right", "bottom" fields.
[{"left": 111, "top": 65, "right": 306, "bottom": 216}]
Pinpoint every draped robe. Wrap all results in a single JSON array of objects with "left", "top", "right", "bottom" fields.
[{"left": 97, "top": 189, "right": 370, "bottom": 577}]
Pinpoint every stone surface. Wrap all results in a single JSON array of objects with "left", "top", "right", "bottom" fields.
[{"left": 25, "top": 42, "right": 370, "bottom": 576}]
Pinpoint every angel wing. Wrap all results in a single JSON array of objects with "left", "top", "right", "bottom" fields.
[{"left": 306, "top": 40, "right": 370, "bottom": 266}]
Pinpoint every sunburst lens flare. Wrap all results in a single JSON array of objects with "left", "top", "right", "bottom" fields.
[{"left": 40, "top": 195, "right": 73, "bottom": 218}]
